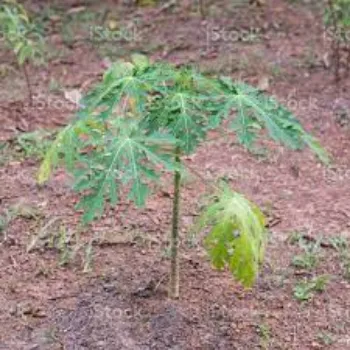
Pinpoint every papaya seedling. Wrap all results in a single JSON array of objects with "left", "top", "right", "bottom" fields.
[
  {"left": 38, "top": 54, "right": 328, "bottom": 298},
  {"left": 0, "top": 0, "right": 45, "bottom": 104},
  {"left": 324, "top": 0, "right": 350, "bottom": 81}
]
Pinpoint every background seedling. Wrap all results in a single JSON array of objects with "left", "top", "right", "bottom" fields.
[
  {"left": 324, "top": 0, "right": 350, "bottom": 81},
  {"left": 0, "top": 0, "right": 45, "bottom": 104}
]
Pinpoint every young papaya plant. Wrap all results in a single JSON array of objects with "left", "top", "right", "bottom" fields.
[
  {"left": 38, "top": 54, "right": 328, "bottom": 298},
  {"left": 324, "top": 0, "right": 350, "bottom": 81},
  {"left": 0, "top": 0, "right": 45, "bottom": 105}
]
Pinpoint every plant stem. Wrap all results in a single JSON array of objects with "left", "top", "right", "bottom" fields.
[
  {"left": 327, "top": 0, "right": 341, "bottom": 82},
  {"left": 22, "top": 62, "right": 33, "bottom": 106},
  {"left": 169, "top": 146, "right": 181, "bottom": 299}
]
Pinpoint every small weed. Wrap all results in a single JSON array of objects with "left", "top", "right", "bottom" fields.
[
  {"left": 55, "top": 225, "right": 77, "bottom": 266},
  {"left": 269, "top": 63, "right": 283, "bottom": 78},
  {"left": 0, "top": 202, "right": 39, "bottom": 240},
  {"left": 0, "top": 209, "right": 12, "bottom": 239},
  {"left": 37, "top": 326, "right": 64, "bottom": 347},
  {"left": 288, "top": 231, "right": 304, "bottom": 245},
  {"left": 1, "top": 129, "right": 56, "bottom": 164},
  {"left": 161, "top": 245, "right": 172, "bottom": 259},
  {"left": 298, "top": 47, "right": 319, "bottom": 69},
  {"left": 317, "top": 331, "right": 335, "bottom": 346},
  {"left": 257, "top": 323, "right": 271, "bottom": 349},
  {"left": 48, "top": 78, "right": 62, "bottom": 94},
  {"left": 328, "top": 236, "right": 348, "bottom": 251},
  {"left": 15, "top": 130, "right": 55, "bottom": 159},
  {"left": 293, "top": 275, "right": 329, "bottom": 302},
  {"left": 342, "top": 255, "right": 350, "bottom": 280},
  {"left": 0, "top": 63, "right": 16, "bottom": 79},
  {"left": 0, "top": 142, "right": 10, "bottom": 166},
  {"left": 185, "top": 230, "right": 199, "bottom": 248},
  {"left": 339, "top": 248, "right": 350, "bottom": 281},
  {"left": 291, "top": 236, "right": 322, "bottom": 270},
  {"left": 27, "top": 220, "right": 94, "bottom": 270},
  {"left": 328, "top": 235, "right": 350, "bottom": 281},
  {"left": 11, "top": 201, "right": 41, "bottom": 220},
  {"left": 292, "top": 252, "right": 318, "bottom": 270}
]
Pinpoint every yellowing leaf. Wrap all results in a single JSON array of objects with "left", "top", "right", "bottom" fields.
[
  {"left": 107, "top": 19, "right": 118, "bottom": 30},
  {"left": 198, "top": 186, "right": 267, "bottom": 287},
  {"left": 37, "top": 124, "right": 78, "bottom": 184}
]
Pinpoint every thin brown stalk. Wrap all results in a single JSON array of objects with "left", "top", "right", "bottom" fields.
[{"left": 169, "top": 146, "right": 181, "bottom": 299}]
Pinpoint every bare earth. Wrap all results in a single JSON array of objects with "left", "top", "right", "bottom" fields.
[{"left": 1, "top": 0, "right": 350, "bottom": 349}]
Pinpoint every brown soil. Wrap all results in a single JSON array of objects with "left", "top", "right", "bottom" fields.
[{"left": 1, "top": 0, "right": 350, "bottom": 349}]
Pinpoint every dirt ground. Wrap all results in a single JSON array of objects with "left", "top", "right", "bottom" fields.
[{"left": 1, "top": 0, "right": 350, "bottom": 349}]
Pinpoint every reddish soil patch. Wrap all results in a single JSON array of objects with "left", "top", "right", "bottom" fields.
[{"left": 1, "top": 0, "right": 350, "bottom": 349}]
